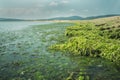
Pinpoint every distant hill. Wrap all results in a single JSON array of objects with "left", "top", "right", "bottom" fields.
[
  {"left": 48, "top": 16, "right": 83, "bottom": 20},
  {"left": 48, "top": 14, "right": 120, "bottom": 20},
  {"left": 0, "top": 18, "right": 25, "bottom": 21},
  {"left": 0, "top": 14, "right": 120, "bottom": 21}
]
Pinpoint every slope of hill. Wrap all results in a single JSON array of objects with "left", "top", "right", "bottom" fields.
[
  {"left": 84, "top": 14, "right": 120, "bottom": 20},
  {"left": 48, "top": 16, "right": 83, "bottom": 20}
]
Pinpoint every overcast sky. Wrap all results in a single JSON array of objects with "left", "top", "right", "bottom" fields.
[{"left": 0, "top": 0, "right": 120, "bottom": 19}]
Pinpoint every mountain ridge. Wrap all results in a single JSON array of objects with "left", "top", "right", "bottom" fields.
[{"left": 0, "top": 14, "right": 120, "bottom": 21}]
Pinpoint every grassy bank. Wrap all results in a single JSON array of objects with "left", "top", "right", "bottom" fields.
[{"left": 50, "top": 17, "right": 120, "bottom": 79}]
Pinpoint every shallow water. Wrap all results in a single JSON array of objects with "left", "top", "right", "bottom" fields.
[
  {"left": 0, "top": 21, "right": 52, "bottom": 32},
  {"left": 0, "top": 21, "right": 119, "bottom": 80}
]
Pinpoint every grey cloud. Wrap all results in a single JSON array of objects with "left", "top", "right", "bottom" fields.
[{"left": 0, "top": 0, "right": 120, "bottom": 19}]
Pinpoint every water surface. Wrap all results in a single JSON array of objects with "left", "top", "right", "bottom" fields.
[{"left": 0, "top": 21, "right": 119, "bottom": 80}]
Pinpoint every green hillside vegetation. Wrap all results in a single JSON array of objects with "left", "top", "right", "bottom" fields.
[{"left": 50, "top": 17, "right": 120, "bottom": 67}]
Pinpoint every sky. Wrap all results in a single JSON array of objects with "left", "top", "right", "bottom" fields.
[{"left": 0, "top": 0, "right": 120, "bottom": 19}]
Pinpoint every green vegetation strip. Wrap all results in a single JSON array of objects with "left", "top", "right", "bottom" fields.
[{"left": 50, "top": 22, "right": 120, "bottom": 66}]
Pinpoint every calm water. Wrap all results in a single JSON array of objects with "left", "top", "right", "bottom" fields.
[
  {"left": 0, "top": 21, "right": 119, "bottom": 80},
  {"left": 0, "top": 21, "right": 52, "bottom": 32}
]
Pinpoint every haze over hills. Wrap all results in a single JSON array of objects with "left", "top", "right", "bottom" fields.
[
  {"left": 48, "top": 14, "right": 120, "bottom": 20},
  {"left": 0, "top": 14, "right": 120, "bottom": 21}
]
